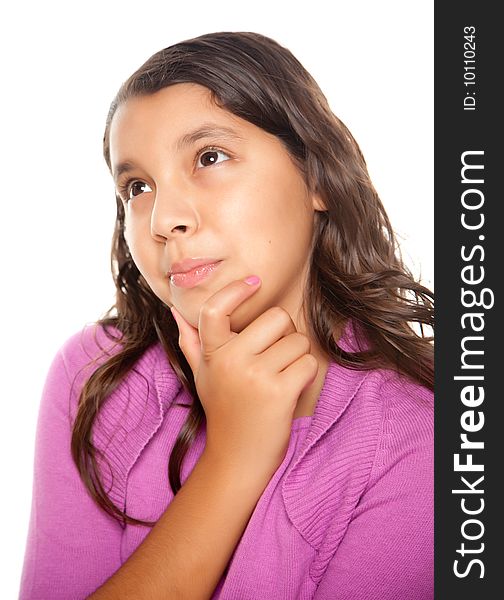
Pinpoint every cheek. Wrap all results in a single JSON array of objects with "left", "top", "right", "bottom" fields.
[
  {"left": 123, "top": 215, "right": 153, "bottom": 273},
  {"left": 232, "top": 179, "right": 294, "bottom": 235},
  {"left": 251, "top": 189, "right": 313, "bottom": 249},
  {"left": 123, "top": 219, "right": 139, "bottom": 261}
]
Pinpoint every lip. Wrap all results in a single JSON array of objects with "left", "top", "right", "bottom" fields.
[{"left": 169, "top": 259, "right": 223, "bottom": 288}]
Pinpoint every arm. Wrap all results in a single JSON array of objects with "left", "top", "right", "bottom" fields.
[
  {"left": 88, "top": 448, "right": 270, "bottom": 599},
  {"left": 19, "top": 346, "right": 125, "bottom": 600}
]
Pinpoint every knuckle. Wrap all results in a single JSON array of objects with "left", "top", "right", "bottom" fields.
[
  {"left": 303, "top": 353, "right": 319, "bottom": 372},
  {"left": 294, "top": 332, "right": 311, "bottom": 353},
  {"left": 243, "top": 361, "right": 261, "bottom": 381},
  {"left": 267, "top": 306, "right": 285, "bottom": 318},
  {"left": 269, "top": 380, "right": 283, "bottom": 399},
  {"left": 219, "top": 355, "right": 236, "bottom": 373},
  {"left": 199, "top": 302, "right": 221, "bottom": 320},
  {"left": 211, "top": 348, "right": 235, "bottom": 369},
  {"left": 268, "top": 306, "right": 292, "bottom": 326},
  {"left": 284, "top": 332, "right": 310, "bottom": 355}
]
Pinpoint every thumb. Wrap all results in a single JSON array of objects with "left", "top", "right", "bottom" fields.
[{"left": 170, "top": 306, "right": 201, "bottom": 374}]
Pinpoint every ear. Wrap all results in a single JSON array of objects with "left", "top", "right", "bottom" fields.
[{"left": 311, "top": 192, "right": 327, "bottom": 212}]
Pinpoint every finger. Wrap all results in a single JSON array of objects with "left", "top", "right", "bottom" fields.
[
  {"left": 237, "top": 306, "right": 297, "bottom": 355},
  {"left": 198, "top": 276, "right": 261, "bottom": 355},
  {"left": 170, "top": 306, "right": 201, "bottom": 373},
  {"left": 260, "top": 332, "right": 311, "bottom": 373},
  {"left": 278, "top": 353, "right": 319, "bottom": 400}
]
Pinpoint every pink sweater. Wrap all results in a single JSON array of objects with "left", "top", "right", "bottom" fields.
[{"left": 19, "top": 323, "right": 433, "bottom": 599}]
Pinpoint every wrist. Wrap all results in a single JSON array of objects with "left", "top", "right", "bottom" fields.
[{"left": 198, "top": 445, "right": 275, "bottom": 495}]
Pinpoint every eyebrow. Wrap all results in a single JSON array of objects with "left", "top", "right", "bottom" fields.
[
  {"left": 176, "top": 123, "right": 244, "bottom": 152},
  {"left": 112, "top": 123, "right": 244, "bottom": 183}
]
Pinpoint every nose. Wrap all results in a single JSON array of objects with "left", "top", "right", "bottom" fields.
[{"left": 150, "top": 181, "right": 199, "bottom": 241}]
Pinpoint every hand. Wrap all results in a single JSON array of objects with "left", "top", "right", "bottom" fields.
[{"left": 170, "top": 276, "right": 318, "bottom": 479}]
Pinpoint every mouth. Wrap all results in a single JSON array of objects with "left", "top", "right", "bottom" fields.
[{"left": 169, "top": 260, "right": 223, "bottom": 288}]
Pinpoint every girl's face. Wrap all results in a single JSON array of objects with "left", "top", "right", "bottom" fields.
[{"left": 108, "top": 83, "right": 325, "bottom": 332}]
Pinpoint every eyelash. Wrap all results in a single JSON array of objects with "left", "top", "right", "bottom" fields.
[{"left": 117, "top": 144, "right": 231, "bottom": 202}]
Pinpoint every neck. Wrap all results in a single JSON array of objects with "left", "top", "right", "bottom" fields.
[{"left": 292, "top": 341, "right": 331, "bottom": 419}]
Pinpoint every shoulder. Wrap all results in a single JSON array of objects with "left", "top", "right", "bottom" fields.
[
  {"left": 47, "top": 322, "right": 181, "bottom": 420},
  {"left": 335, "top": 318, "right": 433, "bottom": 449},
  {"left": 359, "top": 368, "right": 433, "bottom": 471},
  {"left": 57, "top": 321, "right": 168, "bottom": 376},
  {"left": 58, "top": 321, "right": 124, "bottom": 368},
  {"left": 57, "top": 322, "right": 131, "bottom": 381},
  {"left": 38, "top": 323, "right": 123, "bottom": 420},
  {"left": 336, "top": 366, "right": 433, "bottom": 493},
  {"left": 45, "top": 323, "right": 184, "bottom": 508},
  {"left": 314, "top": 362, "right": 433, "bottom": 459},
  {"left": 359, "top": 366, "right": 433, "bottom": 431}
]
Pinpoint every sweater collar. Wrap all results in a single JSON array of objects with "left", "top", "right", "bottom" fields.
[{"left": 296, "top": 320, "right": 371, "bottom": 458}]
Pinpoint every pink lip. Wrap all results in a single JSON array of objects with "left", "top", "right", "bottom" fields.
[{"left": 169, "top": 260, "right": 222, "bottom": 288}]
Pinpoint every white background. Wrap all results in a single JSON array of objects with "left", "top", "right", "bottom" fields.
[{"left": 0, "top": 1, "right": 433, "bottom": 596}]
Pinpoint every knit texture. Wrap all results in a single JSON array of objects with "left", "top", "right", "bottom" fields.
[{"left": 19, "top": 323, "right": 433, "bottom": 599}]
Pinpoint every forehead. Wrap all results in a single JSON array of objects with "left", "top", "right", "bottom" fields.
[
  {"left": 115, "top": 82, "right": 218, "bottom": 121},
  {"left": 109, "top": 83, "right": 246, "bottom": 150},
  {"left": 107, "top": 82, "right": 291, "bottom": 182}
]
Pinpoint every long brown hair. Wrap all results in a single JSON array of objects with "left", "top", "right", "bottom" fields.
[{"left": 71, "top": 31, "right": 434, "bottom": 527}]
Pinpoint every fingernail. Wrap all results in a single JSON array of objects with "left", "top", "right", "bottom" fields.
[
  {"left": 170, "top": 306, "right": 179, "bottom": 323},
  {"left": 244, "top": 275, "right": 261, "bottom": 286}
]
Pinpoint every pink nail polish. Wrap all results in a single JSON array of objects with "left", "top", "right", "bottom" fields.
[{"left": 244, "top": 275, "right": 261, "bottom": 285}]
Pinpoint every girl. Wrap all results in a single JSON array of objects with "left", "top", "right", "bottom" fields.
[{"left": 19, "top": 31, "right": 434, "bottom": 599}]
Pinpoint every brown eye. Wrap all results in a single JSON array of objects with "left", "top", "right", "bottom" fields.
[
  {"left": 197, "top": 148, "right": 230, "bottom": 169},
  {"left": 129, "top": 181, "right": 152, "bottom": 199}
]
